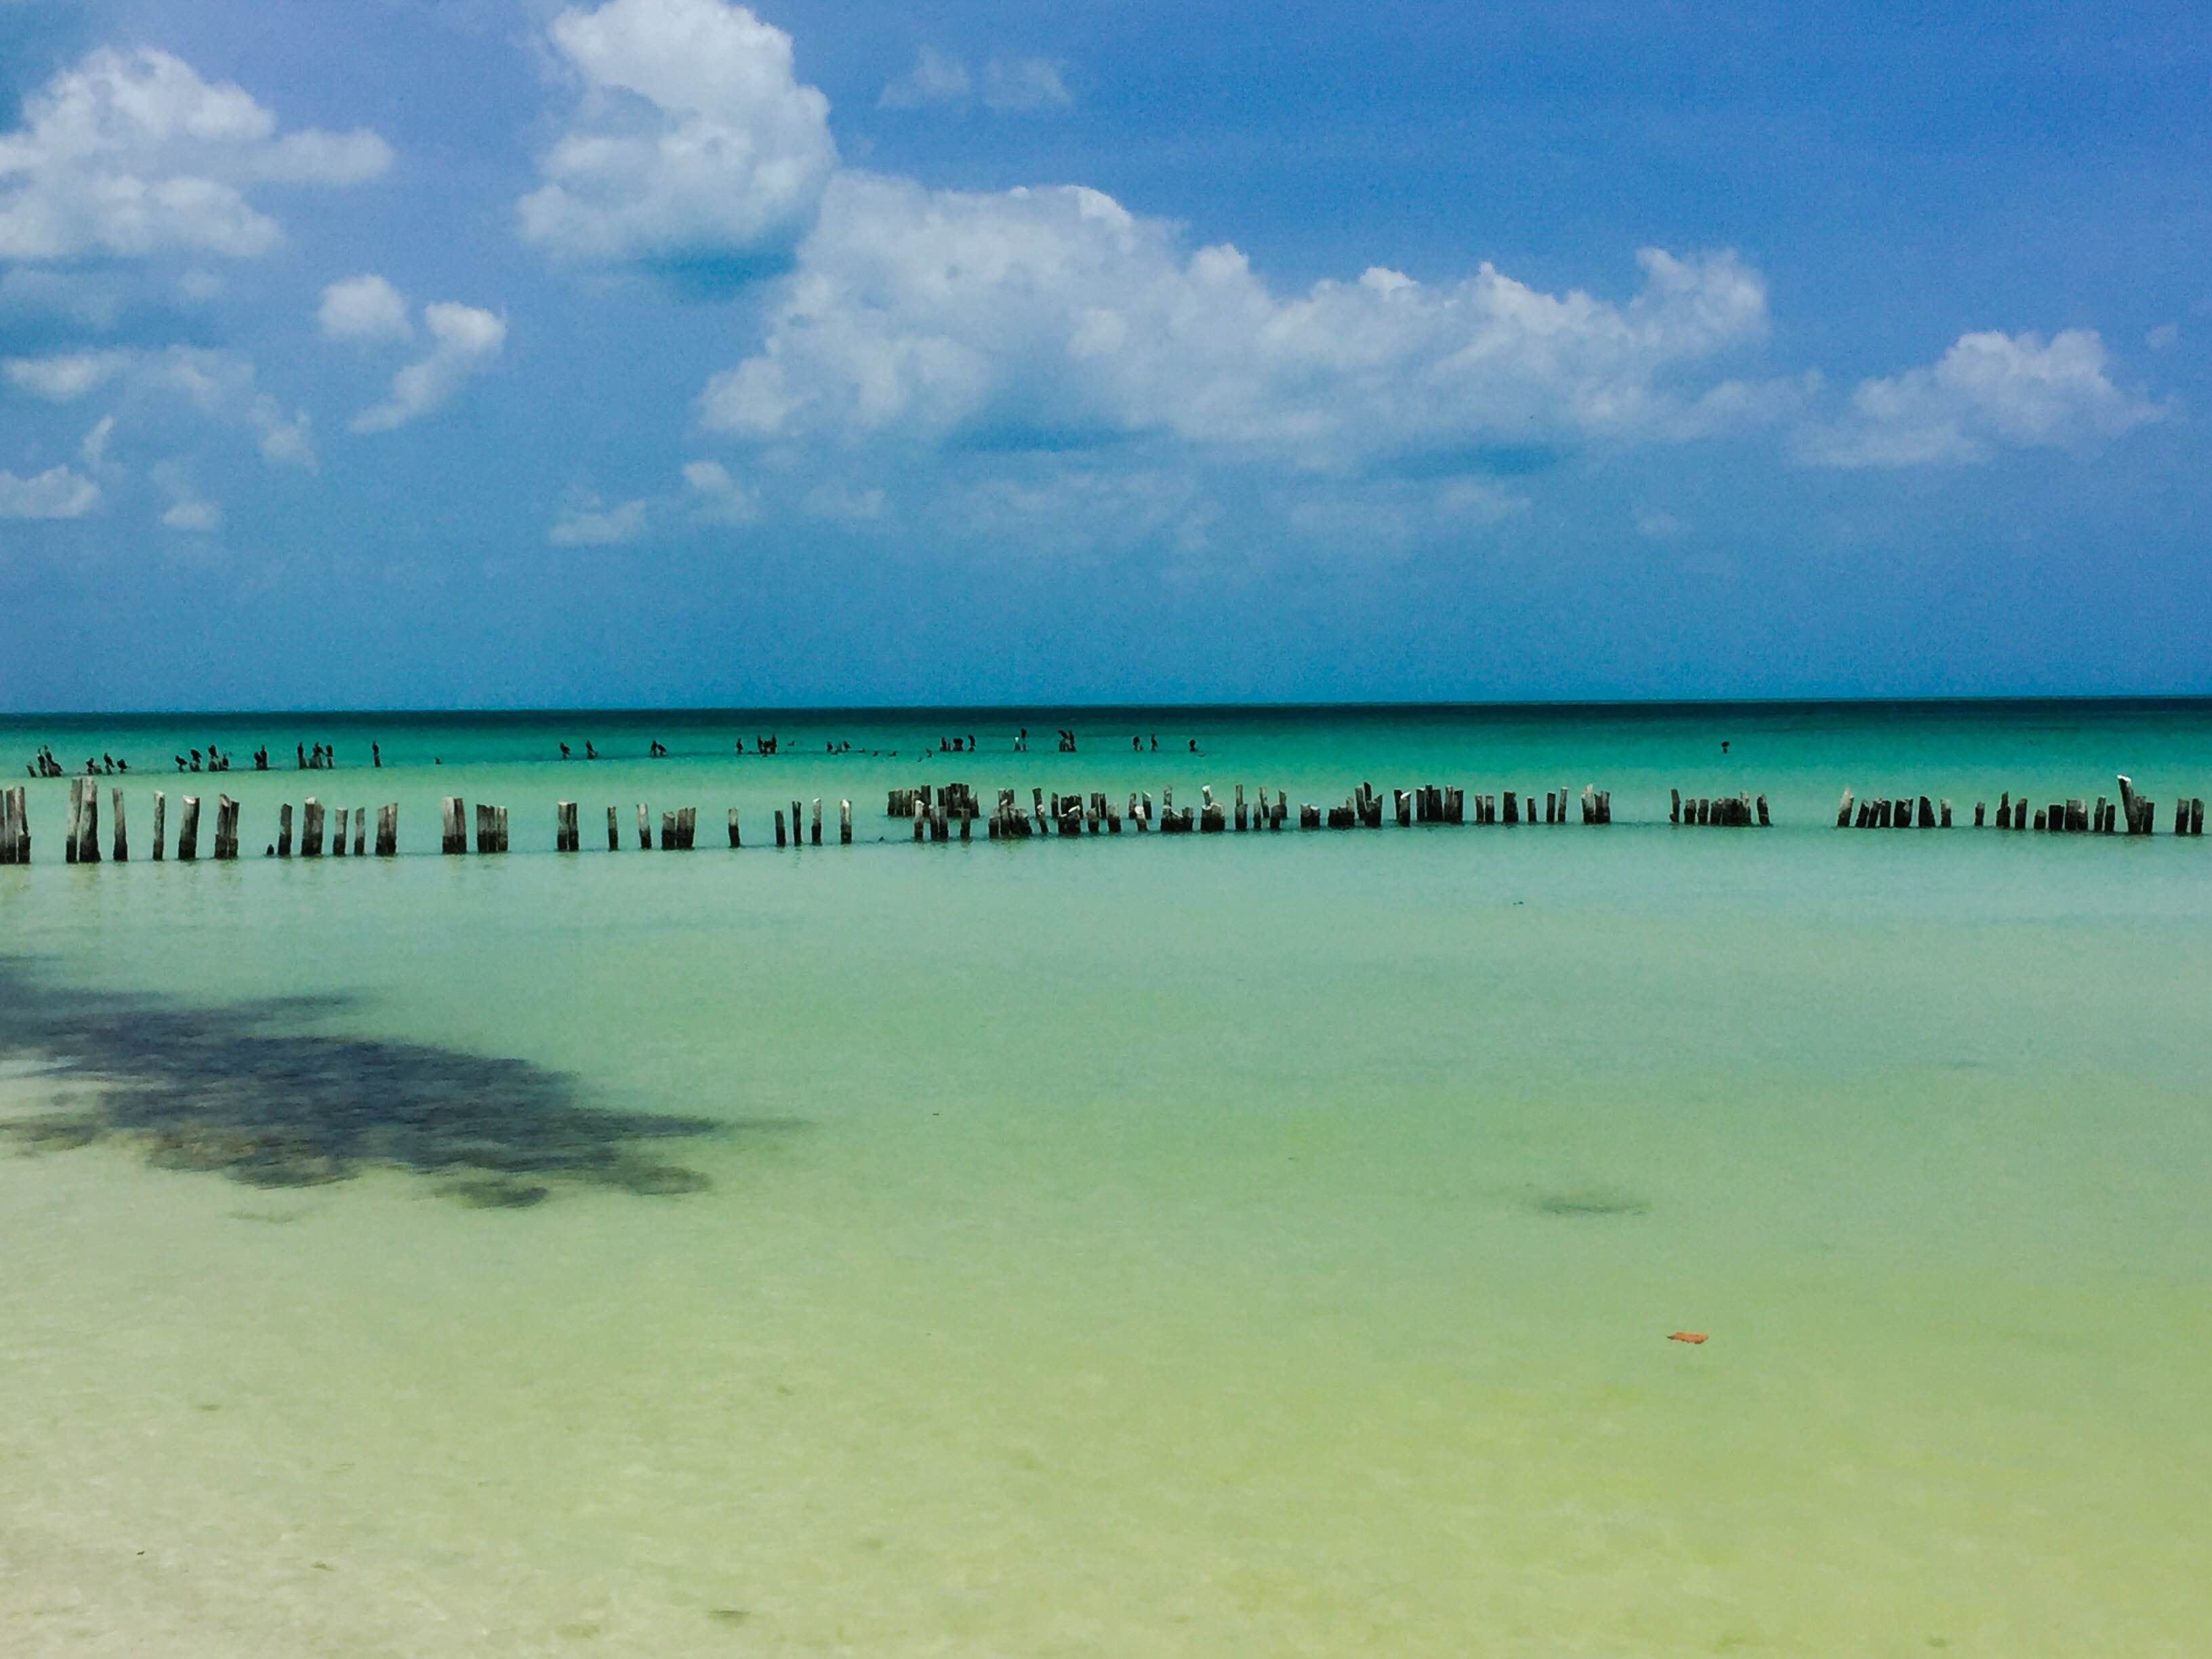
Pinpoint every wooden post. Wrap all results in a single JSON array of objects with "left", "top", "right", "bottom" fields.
[
  {"left": 661, "top": 810, "right": 676, "bottom": 850},
  {"left": 178, "top": 795, "right": 201, "bottom": 861},
  {"left": 279, "top": 802, "right": 295, "bottom": 857},
  {"left": 776, "top": 808, "right": 789, "bottom": 848},
  {"left": 811, "top": 799, "right": 822, "bottom": 846},
  {"left": 441, "top": 798, "right": 461, "bottom": 855},
  {"left": 1973, "top": 802, "right": 1985, "bottom": 827},
  {"left": 78, "top": 779, "right": 98, "bottom": 863},
  {"left": 637, "top": 804, "right": 651, "bottom": 850},
  {"left": 1757, "top": 794, "right": 1770, "bottom": 827},
  {"left": 211, "top": 796, "right": 232, "bottom": 860},
  {"left": 333, "top": 802, "right": 349, "bottom": 856},
  {"left": 110, "top": 788, "right": 127, "bottom": 861},
  {"left": 728, "top": 808, "right": 742, "bottom": 848},
  {"left": 64, "top": 779, "right": 80, "bottom": 864},
  {"left": 377, "top": 802, "right": 398, "bottom": 857},
  {"left": 1, "top": 785, "right": 22, "bottom": 863},
  {"left": 840, "top": 800, "right": 852, "bottom": 844},
  {"left": 556, "top": 801, "right": 575, "bottom": 852},
  {"left": 607, "top": 806, "right": 620, "bottom": 851},
  {"left": 1940, "top": 800, "right": 1952, "bottom": 829}
]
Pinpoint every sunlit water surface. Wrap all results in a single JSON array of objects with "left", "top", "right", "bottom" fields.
[{"left": 3, "top": 703, "right": 2209, "bottom": 1656}]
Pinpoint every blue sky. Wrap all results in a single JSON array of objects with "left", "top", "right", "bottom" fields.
[{"left": 1, "top": 0, "right": 2206, "bottom": 709}]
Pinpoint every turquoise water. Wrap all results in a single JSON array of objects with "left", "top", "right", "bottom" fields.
[{"left": 2, "top": 701, "right": 2209, "bottom": 1656}]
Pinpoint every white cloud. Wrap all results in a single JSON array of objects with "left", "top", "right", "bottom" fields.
[
  {"left": 319, "top": 273, "right": 412, "bottom": 342},
  {"left": 879, "top": 49, "right": 1071, "bottom": 115},
  {"left": 982, "top": 58, "right": 1071, "bottom": 115},
  {"left": 156, "top": 467, "right": 222, "bottom": 533},
  {"left": 2146, "top": 322, "right": 2179, "bottom": 351},
  {"left": 80, "top": 414, "right": 114, "bottom": 467},
  {"left": 879, "top": 47, "right": 970, "bottom": 110},
  {"left": 548, "top": 493, "right": 651, "bottom": 544},
  {"left": 146, "top": 346, "right": 316, "bottom": 468},
  {"left": 0, "top": 464, "right": 99, "bottom": 518},
  {"left": 4, "top": 348, "right": 131, "bottom": 400},
  {"left": 518, "top": 0, "right": 836, "bottom": 269},
  {"left": 801, "top": 480, "right": 886, "bottom": 522},
  {"left": 699, "top": 173, "right": 1774, "bottom": 468},
  {"left": 1635, "top": 508, "right": 1689, "bottom": 539},
  {"left": 1799, "top": 329, "right": 2167, "bottom": 468},
  {"left": 7, "top": 345, "right": 316, "bottom": 466},
  {"left": 681, "top": 457, "right": 757, "bottom": 522},
  {"left": 352, "top": 301, "right": 506, "bottom": 431},
  {"left": 0, "top": 47, "right": 392, "bottom": 262}
]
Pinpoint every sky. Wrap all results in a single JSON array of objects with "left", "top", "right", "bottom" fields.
[{"left": 0, "top": 0, "right": 2207, "bottom": 710}]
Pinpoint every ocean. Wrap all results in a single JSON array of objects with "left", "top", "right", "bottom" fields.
[{"left": 2, "top": 700, "right": 2209, "bottom": 1656}]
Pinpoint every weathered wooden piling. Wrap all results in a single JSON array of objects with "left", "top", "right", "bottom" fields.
[
  {"left": 441, "top": 798, "right": 462, "bottom": 855},
  {"left": 275, "top": 802, "right": 293, "bottom": 858},
  {"left": 476, "top": 803, "right": 494, "bottom": 854},
  {"left": 1, "top": 785, "right": 27, "bottom": 863},
  {"left": 178, "top": 795, "right": 201, "bottom": 861},
  {"left": 332, "top": 802, "right": 349, "bottom": 856},
  {"left": 607, "top": 806, "right": 620, "bottom": 851},
  {"left": 377, "top": 802, "right": 398, "bottom": 857},
  {"left": 1939, "top": 799, "right": 1952, "bottom": 829},
  {"left": 680, "top": 806, "right": 696, "bottom": 849},
  {"left": 810, "top": 799, "right": 822, "bottom": 846},
  {"left": 728, "top": 807, "right": 742, "bottom": 848},
  {"left": 108, "top": 788, "right": 127, "bottom": 861},
  {"left": 636, "top": 804, "right": 652, "bottom": 851},
  {"left": 556, "top": 800, "right": 578, "bottom": 852},
  {"left": 777, "top": 808, "right": 790, "bottom": 848},
  {"left": 305, "top": 798, "right": 327, "bottom": 857},
  {"left": 1973, "top": 802, "right": 1985, "bottom": 827},
  {"left": 352, "top": 808, "right": 366, "bottom": 857},
  {"left": 661, "top": 810, "right": 676, "bottom": 850}
]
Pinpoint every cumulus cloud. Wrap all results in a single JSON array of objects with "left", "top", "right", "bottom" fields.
[
  {"left": 155, "top": 462, "right": 222, "bottom": 532},
  {"left": 0, "top": 46, "right": 391, "bottom": 262},
  {"left": 146, "top": 346, "right": 316, "bottom": 467},
  {"left": 1799, "top": 329, "right": 2166, "bottom": 468},
  {"left": 518, "top": 0, "right": 836, "bottom": 271},
  {"left": 80, "top": 414, "right": 115, "bottom": 468},
  {"left": 879, "top": 47, "right": 970, "bottom": 110},
  {"left": 699, "top": 173, "right": 1774, "bottom": 468},
  {"left": 682, "top": 457, "right": 757, "bottom": 523},
  {"left": 319, "top": 273, "right": 412, "bottom": 342},
  {"left": 5, "top": 345, "right": 315, "bottom": 467},
  {"left": 0, "top": 463, "right": 99, "bottom": 518},
  {"left": 4, "top": 348, "right": 131, "bottom": 400},
  {"left": 548, "top": 493, "right": 651, "bottom": 544},
  {"left": 982, "top": 58, "right": 1071, "bottom": 115},
  {"left": 352, "top": 301, "right": 506, "bottom": 432}
]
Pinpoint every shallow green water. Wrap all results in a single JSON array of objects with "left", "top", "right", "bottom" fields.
[{"left": 2, "top": 703, "right": 2209, "bottom": 1656}]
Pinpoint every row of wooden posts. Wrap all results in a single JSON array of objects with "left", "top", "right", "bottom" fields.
[
  {"left": 1834, "top": 777, "right": 2207, "bottom": 836},
  {"left": 895, "top": 781, "right": 1613, "bottom": 839},
  {"left": 6, "top": 776, "right": 2208, "bottom": 866}
]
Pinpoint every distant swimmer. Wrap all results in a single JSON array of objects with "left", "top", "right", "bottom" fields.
[
  {"left": 586, "top": 741, "right": 597, "bottom": 760},
  {"left": 1149, "top": 735, "right": 1158, "bottom": 752},
  {"left": 650, "top": 739, "right": 668, "bottom": 757},
  {"left": 1132, "top": 736, "right": 1141, "bottom": 751},
  {"left": 1188, "top": 739, "right": 1200, "bottom": 754},
  {"left": 560, "top": 743, "right": 572, "bottom": 760},
  {"left": 1721, "top": 741, "right": 1731, "bottom": 754},
  {"left": 372, "top": 743, "right": 382, "bottom": 768}
]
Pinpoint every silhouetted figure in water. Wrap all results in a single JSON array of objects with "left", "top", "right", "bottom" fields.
[
  {"left": 560, "top": 743, "right": 572, "bottom": 760},
  {"left": 372, "top": 743, "right": 381, "bottom": 768},
  {"left": 1721, "top": 741, "right": 1730, "bottom": 754},
  {"left": 1150, "top": 735, "right": 1158, "bottom": 752},
  {"left": 585, "top": 742, "right": 597, "bottom": 760},
  {"left": 1188, "top": 739, "right": 1200, "bottom": 754},
  {"left": 190, "top": 750, "right": 202, "bottom": 772},
  {"left": 650, "top": 739, "right": 668, "bottom": 757},
  {"left": 254, "top": 747, "right": 268, "bottom": 771},
  {"left": 296, "top": 743, "right": 306, "bottom": 769}
]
